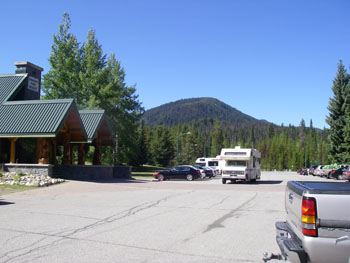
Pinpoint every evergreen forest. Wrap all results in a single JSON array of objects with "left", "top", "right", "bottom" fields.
[{"left": 135, "top": 117, "right": 329, "bottom": 170}]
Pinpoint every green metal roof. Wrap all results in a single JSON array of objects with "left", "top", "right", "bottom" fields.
[
  {"left": 79, "top": 110, "right": 105, "bottom": 142},
  {"left": 0, "top": 99, "right": 86, "bottom": 138},
  {"left": 0, "top": 74, "right": 27, "bottom": 103},
  {"left": 79, "top": 110, "right": 113, "bottom": 145}
]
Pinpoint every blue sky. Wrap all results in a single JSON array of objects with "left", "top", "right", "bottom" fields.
[{"left": 1, "top": 0, "right": 350, "bottom": 129}]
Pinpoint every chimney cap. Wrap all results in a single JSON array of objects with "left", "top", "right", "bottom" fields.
[{"left": 14, "top": 61, "right": 43, "bottom": 72}]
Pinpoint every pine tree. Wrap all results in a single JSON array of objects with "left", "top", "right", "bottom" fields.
[
  {"left": 79, "top": 29, "right": 107, "bottom": 109},
  {"left": 150, "top": 126, "right": 174, "bottom": 167},
  {"left": 249, "top": 126, "right": 255, "bottom": 148},
  {"left": 326, "top": 60, "right": 349, "bottom": 162},
  {"left": 267, "top": 123, "right": 275, "bottom": 139},
  {"left": 299, "top": 119, "right": 306, "bottom": 148},
  {"left": 42, "top": 13, "right": 82, "bottom": 103},
  {"left": 181, "top": 128, "right": 202, "bottom": 165},
  {"left": 43, "top": 13, "right": 144, "bottom": 165},
  {"left": 135, "top": 120, "right": 149, "bottom": 166},
  {"left": 98, "top": 54, "right": 143, "bottom": 164},
  {"left": 341, "top": 80, "right": 350, "bottom": 162},
  {"left": 211, "top": 120, "right": 224, "bottom": 156}
]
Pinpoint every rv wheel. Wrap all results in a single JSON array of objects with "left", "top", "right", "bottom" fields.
[{"left": 222, "top": 179, "right": 227, "bottom": 184}]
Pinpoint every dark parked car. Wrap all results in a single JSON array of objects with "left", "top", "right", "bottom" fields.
[
  {"left": 153, "top": 165, "right": 203, "bottom": 181},
  {"left": 297, "top": 168, "right": 308, "bottom": 175},
  {"left": 329, "top": 166, "right": 348, "bottom": 179},
  {"left": 193, "top": 165, "right": 214, "bottom": 178}
]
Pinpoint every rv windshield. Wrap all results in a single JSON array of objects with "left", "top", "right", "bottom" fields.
[{"left": 226, "top": 161, "right": 246, "bottom": 167}]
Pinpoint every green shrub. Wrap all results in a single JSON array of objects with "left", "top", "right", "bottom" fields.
[
  {"left": 13, "top": 175, "right": 20, "bottom": 182},
  {"left": 17, "top": 171, "right": 26, "bottom": 177}
]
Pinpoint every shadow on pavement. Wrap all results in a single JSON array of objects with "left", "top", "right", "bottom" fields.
[
  {"left": 71, "top": 178, "right": 155, "bottom": 184},
  {"left": 0, "top": 199, "right": 15, "bottom": 206},
  {"left": 252, "top": 180, "right": 283, "bottom": 185},
  {"left": 227, "top": 180, "right": 283, "bottom": 185}
]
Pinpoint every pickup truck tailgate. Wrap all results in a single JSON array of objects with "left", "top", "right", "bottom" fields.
[
  {"left": 283, "top": 181, "right": 350, "bottom": 263},
  {"left": 316, "top": 194, "right": 350, "bottom": 238}
]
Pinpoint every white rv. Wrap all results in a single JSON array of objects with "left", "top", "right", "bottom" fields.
[
  {"left": 195, "top": 157, "right": 223, "bottom": 175},
  {"left": 220, "top": 146, "right": 261, "bottom": 184}
]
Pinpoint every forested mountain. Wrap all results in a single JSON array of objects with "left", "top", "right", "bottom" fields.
[
  {"left": 143, "top": 97, "right": 269, "bottom": 127},
  {"left": 135, "top": 97, "right": 329, "bottom": 170}
]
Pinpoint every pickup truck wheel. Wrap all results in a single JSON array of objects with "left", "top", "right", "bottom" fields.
[
  {"left": 222, "top": 179, "right": 227, "bottom": 184},
  {"left": 186, "top": 174, "right": 194, "bottom": 181}
]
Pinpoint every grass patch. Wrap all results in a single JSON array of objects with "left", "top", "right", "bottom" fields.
[{"left": 0, "top": 184, "right": 36, "bottom": 196}]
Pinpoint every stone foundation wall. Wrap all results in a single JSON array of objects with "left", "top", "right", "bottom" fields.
[
  {"left": 113, "top": 166, "right": 132, "bottom": 179},
  {"left": 54, "top": 165, "right": 131, "bottom": 180},
  {"left": 3, "top": 163, "right": 53, "bottom": 177},
  {"left": 0, "top": 164, "right": 131, "bottom": 181}
]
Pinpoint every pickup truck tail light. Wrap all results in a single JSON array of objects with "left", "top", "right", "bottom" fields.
[{"left": 301, "top": 197, "right": 318, "bottom": 237}]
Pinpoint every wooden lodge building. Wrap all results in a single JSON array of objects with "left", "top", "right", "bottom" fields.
[{"left": 0, "top": 62, "right": 128, "bottom": 179}]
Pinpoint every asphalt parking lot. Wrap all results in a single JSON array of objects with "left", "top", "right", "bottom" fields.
[{"left": 0, "top": 172, "right": 336, "bottom": 263}]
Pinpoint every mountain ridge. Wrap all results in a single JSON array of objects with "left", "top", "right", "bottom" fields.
[{"left": 143, "top": 97, "right": 270, "bottom": 127}]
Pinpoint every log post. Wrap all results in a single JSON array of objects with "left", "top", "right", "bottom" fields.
[
  {"left": 51, "top": 138, "right": 57, "bottom": 165},
  {"left": 38, "top": 138, "right": 50, "bottom": 164},
  {"left": 9, "top": 138, "right": 18, "bottom": 164},
  {"left": 62, "top": 133, "right": 71, "bottom": 165},
  {"left": 78, "top": 143, "right": 86, "bottom": 165},
  {"left": 93, "top": 139, "right": 102, "bottom": 165},
  {"left": 70, "top": 144, "right": 74, "bottom": 165}
]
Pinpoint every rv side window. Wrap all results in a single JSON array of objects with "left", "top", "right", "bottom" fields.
[
  {"left": 208, "top": 161, "right": 218, "bottom": 166},
  {"left": 226, "top": 161, "right": 246, "bottom": 167}
]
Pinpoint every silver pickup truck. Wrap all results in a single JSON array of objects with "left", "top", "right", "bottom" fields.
[{"left": 274, "top": 181, "right": 350, "bottom": 263}]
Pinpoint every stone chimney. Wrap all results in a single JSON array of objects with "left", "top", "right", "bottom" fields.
[{"left": 14, "top": 61, "right": 43, "bottom": 100}]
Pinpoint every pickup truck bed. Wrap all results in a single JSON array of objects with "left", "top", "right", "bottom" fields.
[{"left": 275, "top": 181, "right": 350, "bottom": 263}]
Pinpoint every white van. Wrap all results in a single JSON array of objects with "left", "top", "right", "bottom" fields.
[
  {"left": 220, "top": 146, "right": 261, "bottom": 184},
  {"left": 195, "top": 157, "right": 223, "bottom": 175}
]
